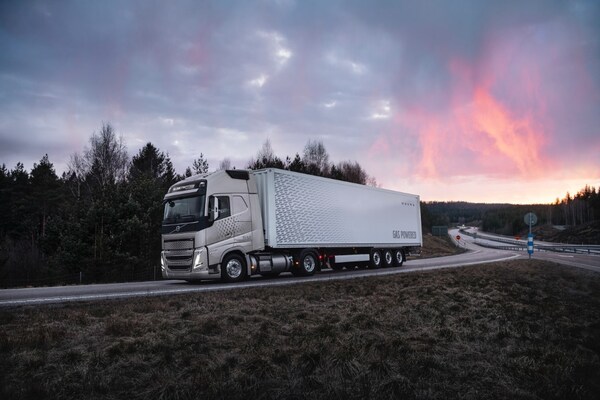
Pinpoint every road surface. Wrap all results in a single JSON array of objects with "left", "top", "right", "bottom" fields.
[
  {"left": 453, "top": 228, "right": 600, "bottom": 272},
  {"left": 1, "top": 231, "right": 598, "bottom": 307}
]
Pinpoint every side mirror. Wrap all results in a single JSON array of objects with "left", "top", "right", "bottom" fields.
[{"left": 208, "top": 196, "right": 219, "bottom": 222}]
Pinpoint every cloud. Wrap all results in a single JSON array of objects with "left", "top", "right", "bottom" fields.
[
  {"left": 369, "top": 2, "right": 600, "bottom": 187},
  {"left": 0, "top": 0, "right": 598, "bottom": 203},
  {"left": 369, "top": 100, "right": 392, "bottom": 120},
  {"left": 258, "top": 30, "right": 293, "bottom": 68},
  {"left": 326, "top": 52, "right": 367, "bottom": 75},
  {"left": 248, "top": 74, "right": 269, "bottom": 88}
]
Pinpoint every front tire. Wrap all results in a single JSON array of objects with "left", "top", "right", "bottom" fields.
[{"left": 221, "top": 253, "right": 247, "bottom": 283}]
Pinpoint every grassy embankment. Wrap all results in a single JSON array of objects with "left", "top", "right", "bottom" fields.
[
  {"left": 420, "top": 233, "right": 465, "bottom": 258},
  {"left": 1, "top": 259, "right": 599, "bottom": 400}
]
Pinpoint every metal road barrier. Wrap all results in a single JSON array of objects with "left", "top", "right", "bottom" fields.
[{"left": 459, "top": 229, "right": 600, "bottom": 255}]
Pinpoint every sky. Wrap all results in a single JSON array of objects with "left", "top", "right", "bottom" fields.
[{"left": 1, "top": 0, "right": 599, "bottom": 204}]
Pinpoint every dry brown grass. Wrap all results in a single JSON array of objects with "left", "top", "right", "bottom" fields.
[
  {"left": 1, "top": 259, "right": 599, "bottom": 400},
  {"left": 420, "top": 233, "right": 464, "bottom": 258}
]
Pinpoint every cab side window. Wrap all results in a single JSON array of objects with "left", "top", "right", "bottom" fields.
[{"left": 217, "top": 196, "right": 230, "bottom": 220}]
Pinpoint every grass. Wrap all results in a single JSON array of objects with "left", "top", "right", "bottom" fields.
[
  {"left": 1, "top": 259, "right": 599, "bottom": 399},
  {"left": 420, "top": 233, "right": 464, "bottom": 258}
]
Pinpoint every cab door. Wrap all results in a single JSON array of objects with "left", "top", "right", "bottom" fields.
[
  {"left": 205, "top": 195, "right": 235, "bottom": 264},
  {"left": 231, "top": 194, "right": 252, "bottom": 248}
]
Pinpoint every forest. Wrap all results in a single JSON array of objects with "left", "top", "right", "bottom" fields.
[{"left": 0, "top": 124, "right": 375, "bottom": 287}]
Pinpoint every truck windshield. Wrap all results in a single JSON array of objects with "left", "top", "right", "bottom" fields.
[{"left": 163, "top": 195, "right": 206, "bottom": 224}]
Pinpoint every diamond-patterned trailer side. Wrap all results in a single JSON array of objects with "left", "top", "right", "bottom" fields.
[{"left": 253, "top": 169, "right": 422, "bottom": 249}]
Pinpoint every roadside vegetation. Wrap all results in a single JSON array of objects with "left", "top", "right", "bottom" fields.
[
  {"left": 420, "top": 233, "right": 464, "bottom": 258},
  {"left": 1, "top": 259, "right": 599, "bottom": 399}
]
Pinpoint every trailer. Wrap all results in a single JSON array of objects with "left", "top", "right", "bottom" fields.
[{"left": 161, "top": 168, "right": 422, "bottom": 282}]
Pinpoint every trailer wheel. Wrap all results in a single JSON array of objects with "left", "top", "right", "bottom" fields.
[
  {"left": 394, "top": 249, "right": 404, "bottom": 267},
  {"left": 293, "top": 250, "right": 318, "bottom": 276},
  {"left": 383, "top": 249, "right": 394, "bottom": 267},
  {"left": 369, "top": 249, "right": 382, "bottom": 269},
  {"left": 221, "top": 253, "right": 247, "bottom": 283}
]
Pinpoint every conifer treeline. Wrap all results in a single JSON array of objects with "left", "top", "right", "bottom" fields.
[{"left": 558, "top": 186, "right": 600, "bottom": 226}]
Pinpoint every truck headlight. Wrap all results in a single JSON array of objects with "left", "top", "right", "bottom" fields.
[{"left": 193, "top": 248, "right": 205, "bottom": 270}]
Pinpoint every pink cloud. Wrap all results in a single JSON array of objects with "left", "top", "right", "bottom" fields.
[{"left": 370, "top": 17, "right": 599, "bottom": 184}]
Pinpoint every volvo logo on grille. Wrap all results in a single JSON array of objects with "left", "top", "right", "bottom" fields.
[{"left": 175, "top": 225, "right": 181, "bottom": 232}]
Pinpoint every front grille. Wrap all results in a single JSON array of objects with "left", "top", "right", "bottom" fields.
[
  {"left": 164, "top": 239, "right": 194, "bottom": 250},
  {"left": 164, "top": 239, "right": 194, "bottom": 270}
]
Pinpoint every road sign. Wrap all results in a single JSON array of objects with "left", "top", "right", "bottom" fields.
[{"left": 524, "top": 212, "right": 538, "bottom": 226}]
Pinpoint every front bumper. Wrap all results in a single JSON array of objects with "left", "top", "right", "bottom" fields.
[{"left": 161, "top": 248, "right": 220, "bottom": 280}]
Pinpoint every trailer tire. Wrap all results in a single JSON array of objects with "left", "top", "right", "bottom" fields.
[
  {"left": 293, "top": 250, "right": 318, "bottom": 276},
  {"left": 369, "top": 249, "right": 382, "bottom": 269},
  {"left": 383, "top": 249, "right": 394, "bottom": 267},
  {"left": 394, "top": 249, "right": 404, "bottom": 267},
  {"left": 221, "top": 253, "right": 247, "bottom": 283}
]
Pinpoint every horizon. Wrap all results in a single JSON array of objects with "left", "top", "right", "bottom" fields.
[{"left": 3, "top": 147, "right": 595, "bottom": 206}]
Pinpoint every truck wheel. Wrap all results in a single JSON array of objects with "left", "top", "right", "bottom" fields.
[
  {"left": 221, "top": 253, "right": 247, "bottom": 283},
  {"left": 369, "top": 249, "right": 382, "bottom": 269},
  {"left": 293, "top": 250, "right": 318, "bottom": 276},
  {"left": 383, "top": 249, "right": 394, "bottom": 267},
  {"left": 394, "top": 249, "right": 404, "bottom": 267}
]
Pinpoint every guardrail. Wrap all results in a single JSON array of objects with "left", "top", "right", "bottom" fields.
[{"left": 459, "top": 229, "right": 600, "bottom": 255}]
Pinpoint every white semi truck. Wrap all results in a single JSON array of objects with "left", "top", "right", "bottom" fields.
[{"left": 161, "top": 168, "right": 422, "bottom": 282}]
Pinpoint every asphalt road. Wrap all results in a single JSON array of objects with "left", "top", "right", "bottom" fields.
[
  {"left": 453, "top": 228, "right": 600, "bottom": 273},
  {"left": 1, "top": 231, "right": 598, "bottom": 307}
]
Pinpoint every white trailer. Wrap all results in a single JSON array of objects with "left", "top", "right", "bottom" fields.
[{"left": 161, "top": 168, "right": 422, "bottom": 282}]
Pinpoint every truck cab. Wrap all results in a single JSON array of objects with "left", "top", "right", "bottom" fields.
[{"left": 161, "top": 170, "right": 264, "bottom": 282}]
